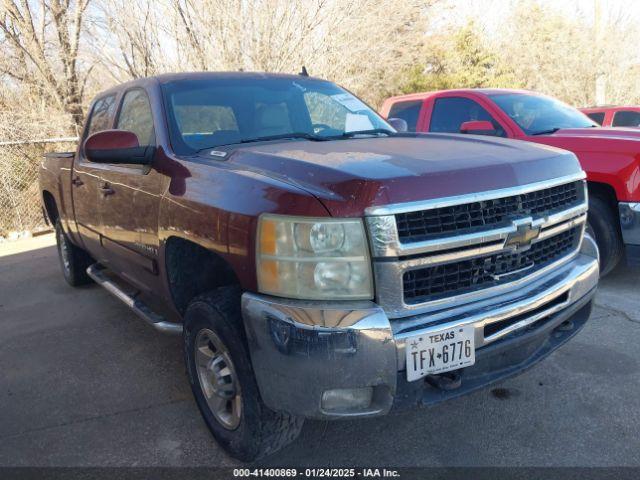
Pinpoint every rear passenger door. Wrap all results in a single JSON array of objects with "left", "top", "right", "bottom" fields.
[
  {"left": 612, "top": 110, "right": 640, "bottom": 128},
  {"left": 425, "top": 96, "right": 508, "bottom": 137},
  {"left": 98, "top": 88, "right": 166, "bottom": 292}
]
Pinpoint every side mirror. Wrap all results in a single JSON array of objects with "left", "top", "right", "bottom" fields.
[
  {"left": 84, "top": 130, "right": 154, "bottom": 165},
  {"left": 387, "top": 117, "right": 408, "bottom": 133},
  {"left": 459, "top": 120, "right": 496, "bottom": 135}
]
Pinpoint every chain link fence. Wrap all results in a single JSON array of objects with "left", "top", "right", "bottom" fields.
[{"left": 0, "top": 138, "right": 77, "bottom": 240}]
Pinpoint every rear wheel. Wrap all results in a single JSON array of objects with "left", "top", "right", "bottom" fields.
[
  {"left": 587, "top": 195, "right": 623, "bottom": 277},
  {"left": 55, "top": 219, "right": 93, "bottom": 286},
  {"left": 183, "top": 287, "right": 303, "bottom": 461}
]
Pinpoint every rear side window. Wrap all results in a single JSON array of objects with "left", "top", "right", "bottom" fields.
[
  {"left": 429, "top": 97, "right": 505, "bottom": 136},
  {"left": 585, "top": 112, "right": 605, "bottom": 125},
  {"left": 388, "top": 100, "right": 423, "bottom": 132},
  {"left": 116, "top": 89, "right": 155, "bottom": 146},
  {"left": 612, "top": 110, "right": 640, "bottom": 127},
  {"left": 86, "top": 95, "right": 117, "bottom": 137}
]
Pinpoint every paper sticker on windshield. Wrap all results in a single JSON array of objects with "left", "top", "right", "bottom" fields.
[
  {"left": 345, "top": 113, "right": 374, "bottom": 132},
  {"left": 331, "top": 93, "right": 369, "bottom": 112}
]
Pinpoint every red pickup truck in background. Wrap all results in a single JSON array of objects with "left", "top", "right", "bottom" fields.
[
  {"left": 381, "top": 89, "right": 640, "bottom": 275},
  {"left": 580, "top": 106, "right": 640, "bottom": 128}
]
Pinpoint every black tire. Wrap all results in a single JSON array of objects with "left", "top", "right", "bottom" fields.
[
  {"left": 55, "top": 219, "right": 94, "bottom": 286},
  {"left": 587, "top": 195, "right": 624, "bottom": 277},
  {"left": 183, "top": 286, "right": 303, "bottom": 461}
]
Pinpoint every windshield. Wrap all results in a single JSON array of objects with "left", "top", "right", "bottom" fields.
[
  {"left": 489, "top": 93, "right": 597, "bottom": 135},
  {"left": 162, "top": 76, "right": 393, "bottom": 154}
]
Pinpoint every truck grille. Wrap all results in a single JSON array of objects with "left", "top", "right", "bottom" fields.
[
  {"left": 402, "top": 227, "right": 579, "bottom": 305},
  {"left": 395, "top": 181, "right": 581, "bottom": 243}
]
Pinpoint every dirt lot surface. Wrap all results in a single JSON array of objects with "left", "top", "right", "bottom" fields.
[{"left": 1, "top": 234, "right": 639, "bottom": 467}]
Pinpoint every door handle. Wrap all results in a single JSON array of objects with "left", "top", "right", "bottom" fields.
[
  {"left": 71, "top": 176, "right": 84, "bottom": 187},
  {"left": 100, "top": 183, "right": 115, "bottom": 196}
]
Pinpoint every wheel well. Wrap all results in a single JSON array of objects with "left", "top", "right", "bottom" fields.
[
  {"left": 587, "top": 181, "right": 618, "bottom": 212},
  {"left": 165, "top": 236, "right": 240, "bottom": 315},
  {"left": 42, "top": 191, "right": 59, "bottom": 225}
]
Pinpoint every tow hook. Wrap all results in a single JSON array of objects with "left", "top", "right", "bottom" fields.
[
  {"left": 556, "top": 319, "right": 574, "bottom": 332},
  {"left": 425, "top": 370, "right": 462, "bottom": 391}
]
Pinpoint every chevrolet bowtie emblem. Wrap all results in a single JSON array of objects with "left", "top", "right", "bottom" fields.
[{"left": 504, "top": 218, "right": 540, "bottom": 251}]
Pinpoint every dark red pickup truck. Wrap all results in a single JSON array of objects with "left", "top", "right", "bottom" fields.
[
  {"left": 382, "top": 89, "right": 640, "bottom": 275},
  {"left": 40, "top": 73, "right": 599, "bottom": 460}
]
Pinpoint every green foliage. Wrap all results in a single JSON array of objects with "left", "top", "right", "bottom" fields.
[{"left": 398, "top": 22, "right": 517, "bottom": 95}]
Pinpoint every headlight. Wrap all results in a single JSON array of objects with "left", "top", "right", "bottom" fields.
[{"left": 257, "top": 214, "right": 373, "bottom": 300}]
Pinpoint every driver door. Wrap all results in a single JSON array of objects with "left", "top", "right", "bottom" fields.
[
  {"left": 97, "top": 88, "right": 167, "bottom": 293},
  {"left": 72, "top": 94, "right": 118, "bottom": 260},
  {"left": 425, "top": 95, "right": 509, "bottom": 137}
]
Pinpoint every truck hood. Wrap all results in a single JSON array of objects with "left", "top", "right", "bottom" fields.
[
  {"left": 225, "top": 134, "right": 582, "bottom": 217},
  {"left": 528, "top": 127, "right": 640, "bottom": 158},
  {"left": 548, "top": 127, "right": 640, "bottom": 140}
]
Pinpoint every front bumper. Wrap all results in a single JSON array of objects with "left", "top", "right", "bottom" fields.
[
  {"left": 241, "top": 236, "right": 599, "bottom": 420},
  {"left": 619, "top": 202, "right": 640, "bottom": 267}
]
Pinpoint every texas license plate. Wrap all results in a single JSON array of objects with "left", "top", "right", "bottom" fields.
[{"left": 405, "top": 325, "right": 476, "bottom": 381}]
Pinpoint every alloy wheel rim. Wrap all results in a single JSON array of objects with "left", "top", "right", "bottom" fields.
[
  {"left": 58, "top": 228, "right": 71, "bottom": 273},
  {"left": 194, "top": 328, "right": 242, "bottom": 430}
]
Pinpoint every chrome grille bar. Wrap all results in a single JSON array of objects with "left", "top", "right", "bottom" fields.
[{"left": 365, "top": 173, "right": 589, "bottom": 318}]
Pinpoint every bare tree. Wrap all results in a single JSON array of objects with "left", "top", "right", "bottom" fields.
[
  {"left": 95, "top": 0, "right": 168, "bottom": 80},
  {"left": 0, "top": 0, "right": 93, "bottom": 130},
  {"left": 95, "top": 0, "right": 434, "bottom": 105}
]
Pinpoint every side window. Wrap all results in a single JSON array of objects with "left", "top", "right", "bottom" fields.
[
  {"left": 429, "top": 97, "right": 505, "bottom": 137},
  {"left": 612, "top": 111, "right": 640, "bottom": 127},
  {"left": 86, "top": 95, "right": 117, "bottom": 138},
  {"left": 388, "top": 100, "right": 423, "bottom": 132},
  {"left": 116, "top": 90, "right": 155, "bottom": 146},
  {"left": 586, "top": 112, "right": 605, "bottom": 125}
]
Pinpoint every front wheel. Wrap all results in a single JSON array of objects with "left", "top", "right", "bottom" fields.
[
  {"left": 183, "top": 287, "right": 303, "bottom": 461},
  {"left": 55, "top": 219, "right": 94, "bottom": 286},
  {"left": 586, "top": 195, "right": 624, "bottom": 277}
]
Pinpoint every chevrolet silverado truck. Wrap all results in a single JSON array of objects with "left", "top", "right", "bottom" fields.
[
  {"left": 382, "top": 89, "right": 640, "bottom": 275},
  {"left": 40, "top": 73, "right": 599, "bottom": 461}
]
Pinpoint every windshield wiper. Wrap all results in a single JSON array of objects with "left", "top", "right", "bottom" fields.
[
  {"left": 240, "top": 132, "right": 327, "bottom": 144},
  {"left": 331, "top": 128, "right": 396, "bottom": 139},
  {"left": 531, "top": 127, "right": 561, "bottom": 136},
  {"left": 195, "top": 132, "right": 327, "bottom": 155}
]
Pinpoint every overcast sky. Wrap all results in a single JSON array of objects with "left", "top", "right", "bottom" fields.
[{"left": 431, "top": 0, "right": 640, "bottom": 32}]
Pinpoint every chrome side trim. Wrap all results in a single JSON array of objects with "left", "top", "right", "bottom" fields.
[
  {"left": 86, "top": 264, "right": 182, "bottom": 335},
  {"left": 365, "top": 172, "right": 586, "bottom": 216}
]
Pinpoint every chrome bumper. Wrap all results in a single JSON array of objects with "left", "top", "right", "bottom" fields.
[
  {"left": 619, "top": 202, "right": 640, "bottom": 266},
  {"left": 241, "top": 236, "right": 599, "bottom": 420}
]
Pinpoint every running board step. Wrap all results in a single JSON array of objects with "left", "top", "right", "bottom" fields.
[{"left": 86, "top": 264, "right": 182, "bottom": 335}]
